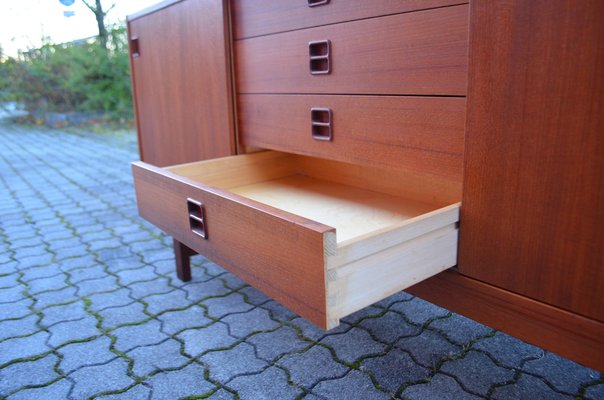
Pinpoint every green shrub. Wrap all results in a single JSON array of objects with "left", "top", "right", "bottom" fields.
[{"left": 0, "top": 25, "right": 133, "bottom": 121}]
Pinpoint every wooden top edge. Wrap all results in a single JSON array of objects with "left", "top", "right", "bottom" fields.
[
  {"left": 131, "top": 160, "right": 336, "bottom": 235},
  {"left": 127, "top": 0, "right": 185, "bottom": 22}
]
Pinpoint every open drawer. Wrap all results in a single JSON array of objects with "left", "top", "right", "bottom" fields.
[{"left": 132, "top": 151, "right": 460, "bottom": 329}]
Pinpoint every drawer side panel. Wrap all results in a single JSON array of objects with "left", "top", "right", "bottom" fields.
[{"left": 132, "top": 161, "right": 331, "bottom": 327}]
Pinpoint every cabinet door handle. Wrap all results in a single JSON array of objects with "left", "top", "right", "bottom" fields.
[
  {"left": 187, "top": 198, "right": 207, "bottom": 239},
  {"left": 129, "top": 36, "right": 140, "bottom": 58},
  {"left": 308, "top": 0, "right": 330, "bottom": 6},
  {"left": 309, "top": 40, "right": 331, "bottom": 75},
  {"left": 311, "top": 108, "right": 333, "bottom": 141}
]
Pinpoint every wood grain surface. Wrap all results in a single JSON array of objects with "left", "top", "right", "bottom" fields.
[
  {"left": 132, "top": 159, "right": 334, "bottom": 327},
  {"left": 408, "top": 270, "right": 604, "bottom": 372},
  {"left": 238, "top": 94, "right": 465, "bottom": 179},
  {"left": 235, "top": 5, "right": 469, "bottom": 96},
  {"left": 128, "top": 0, "right": 235, "bottom": 167},
  {"left": 458, "top": 0, "right": 604, "bottom": 321},
  {"left": 231, "top": 0, "right": 468, "bottom": 39}
]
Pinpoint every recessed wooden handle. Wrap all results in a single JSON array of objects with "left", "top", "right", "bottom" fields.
[
  {"left": 309, "top": 40, "right": 331, "bottom": 75},
  {"left": 187, "top": 198, "right": 207, "bottom": 239},
  {"left": 130, "top": 36, "right": 140, "bottom": 58},
  {"left": 308, "top": 0, "right": 330, "bottom": 6},
  {"left": 311, "top": 108, "right": 333, "bottom": 141}
]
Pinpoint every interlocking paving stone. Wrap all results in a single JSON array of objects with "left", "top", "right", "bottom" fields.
[
  {"left": 358, "top": 311, "right": 422, "bottom": 344},
  {"left": 395, "top": 329, "right": 462, "bottom": 369},
  {"left": 320, "top": 327, "right": 387, "bottom": 364},
  {"left": 585, "top": 383, "right": 604, "bottom": 400},
  {"left": 70, "top": 358, "right": 134, "bottom": 399},
  {"left": 68, "top": 265, "right": 107, "bottom": 283},
  {"left": 48, "top": 316, "right": 100, "bottom": 347},
  {"left": 180, "top": 278, "right": 231, "bottom": 302},
  {"left": 128, "top": 338, "right": 190, "bottom": 377},
  {"left": 144, "top": 289, "right": 191, "bottom": 315},
  {"left": 27, "top": 273, "right": 69, "bottom": 294},
  {"left": 116, "top": 265, "right": 159, "bottom": 286},
  {"left": 96, "top": 384, "right": 152, "bottom": 400},
  {"left": 58, "top": 336, "right": 116, "bottom": 374},
  {"left": 238, "top": 286, "right": 271, "bottom": 306},
  {"left": 0, "top": 331, "right": 51, "bottom": 365},
  {"left": 228, "top": 366, "right": 303, "bottom": 399},
  {"left": 88, "top": 287, "right": 133, "bottom": 312},
  {"left": 340, "top": 306, "right": 383, "bottom": 325},
  {"left": 128, "top": 277, "right": 173, "bottom": 299},
  {"left": 0, "top": 314, "right": 39, "bottom": 341},
  {"left": 40, "top": 300, "right": 87, "bottom": 327},
  {"left": 390, "top": 296, "right": 450, "bottom": 325},
  {"left": 0, "top": 285, "right": 26, "bottom": 303},
  {"left": 33, "top": 285, "right": 78, "bottom": 309},
  {"left": 178, "top": 322, "right": 237, "bottom": 357},
  {"left": 1, "top": 124, "right": 599, "bottom": 400},
  {"left": 75, "top": 274, "right": 120, "bottom": 296},
  {"left": 491, "top": 373, "right": 573, "bottom": 400},
  {"left": 521, "top": 351, "right": 600, "bottom": 394},
  {"left": 277, "top": 344, "right": 349, "bottom": 389},
  {"left": 312, "top": 370, "right": 389, "bottom": 400},
  {"left": 99, "top": 301, "right": 149, "bottom": 329},
  {"left": 402, "top": 373, "right": 484, "bottom": 400},
  {"left": 0, "top": 273, "right": 19, "bottom": 289},
  {"left": 222, "top": 307, "right": 280, "bottom": 339},
  {"left": 260, "top": 300, "right": 298, "bottom": 322},
  {"left": 156, "top": 305, "right": 211, "bottom": 335},
  {"left": 248, "top": 326, "right": 310, "bottom": 362},
  {"left": 361, "top": 348, "right": 430, "bottom": 394},
  {"left": 208, "top": 389, "right": 236, "bottom": 399},
  {"left": 0, "top": 354, "right": 59, "bottom": 397},
  {"left": 472, "top": 332, "right": 543, "bottom": 369},
  {"left": 203, "top": 292, "right": 254, "bottom": 319},
  {"left": 112, "top": 319, "right": 168, "bottom": 352},
  {"left": 6, "top": 379, "right": 73, "bottom": 400},
  {"left": 428, "top": 313, "right": 493, "bottom": 346},
  {"left": 440, "top": 350, "right": 515, "bottom": 396},
  {"left": 146, "top": 362, "right": 215, "bottom": 400},
  {"left": 201, "top": 342, "right": 268, "bottom": 383}
]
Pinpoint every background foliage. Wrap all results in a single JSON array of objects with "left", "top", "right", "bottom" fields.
[{"left": 0, "top": 25, "right": 132, "bottom": 121}]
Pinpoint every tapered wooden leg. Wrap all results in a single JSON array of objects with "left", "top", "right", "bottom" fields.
[{"left": 173, "top": 239, "right": 196, "bottom": 281}]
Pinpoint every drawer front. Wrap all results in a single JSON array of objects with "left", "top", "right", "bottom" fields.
[
  {"left": 235, "top": 5, "right": 469, "bottom": 96},
  {"left": 132, "top": 159, "right": 333, "bottom": 327},
  {"left": 232, "top": 0, "right": 469, "bottom": 39},
  {"left": 238, "top": 94, "right": 466, "bottom": 180}
]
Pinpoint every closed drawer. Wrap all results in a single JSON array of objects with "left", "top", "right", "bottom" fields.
[
  {"left": 235, "top": 5, "right": 468, "bottom": 96},
  {"left": 133, "top": 151, "right": 460, "bottom": 329},
  {"left": 232, "top": 0, "right": 469, "bottom": 39},
  {"left": 238, "top": 94, "right": 466, "bottom": 180}
]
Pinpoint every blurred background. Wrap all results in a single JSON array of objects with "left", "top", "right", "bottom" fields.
[{"left": 0, "top": 0, "right": 162, "bottom": 127}]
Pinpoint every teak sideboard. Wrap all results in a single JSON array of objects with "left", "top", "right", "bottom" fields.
[{"left": 127, "top": 0, "right": 604, "bottom": 371}]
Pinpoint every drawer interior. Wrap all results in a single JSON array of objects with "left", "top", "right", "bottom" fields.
[{"left": 167, "top": 151, "right": 461, "bottom": 327}]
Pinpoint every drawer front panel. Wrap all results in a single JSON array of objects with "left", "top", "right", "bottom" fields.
[
  {"left": 131, "top": 160, "right": 332, "bottom": 327},
  {"left": 235, "top": 5, "right": 469, "bottom": 96},
  {"left": 232, "top": 0, "right": 469, "bottom": 39},
  {"left": 238, "top": 94, "right": 466, "bottom": 179}
]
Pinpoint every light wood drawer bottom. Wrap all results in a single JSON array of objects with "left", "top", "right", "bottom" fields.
[{"left": 132, "top": 151, "right": 460, "bottom": 329}]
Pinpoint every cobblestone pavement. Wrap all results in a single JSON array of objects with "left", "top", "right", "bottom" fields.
[{"left": 0, "top": 119, "right": 602, "bottom": 400}]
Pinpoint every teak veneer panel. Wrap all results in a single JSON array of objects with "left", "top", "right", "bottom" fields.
[
  {"left": 238, "top": 94, "right": 465, "bottom": 180},
  {"left": 235, "top": 5, "right": 469, "bottom": 96},
  {"left": 459, "top": 0, "right": 604, "bottom": 322},
  {"left": 128, "top": 0, "right": 235, "bottom": 167},
  {"left": 232, "top": 0, "right": 469, "bottom": 39}
]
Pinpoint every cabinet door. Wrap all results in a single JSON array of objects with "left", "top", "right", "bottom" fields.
[
  {"left": 128, "top": 0, "right": 235, "bottom": 167},
  {"left": 459, "top": 0, "right": 604, "bottom": 322}
]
